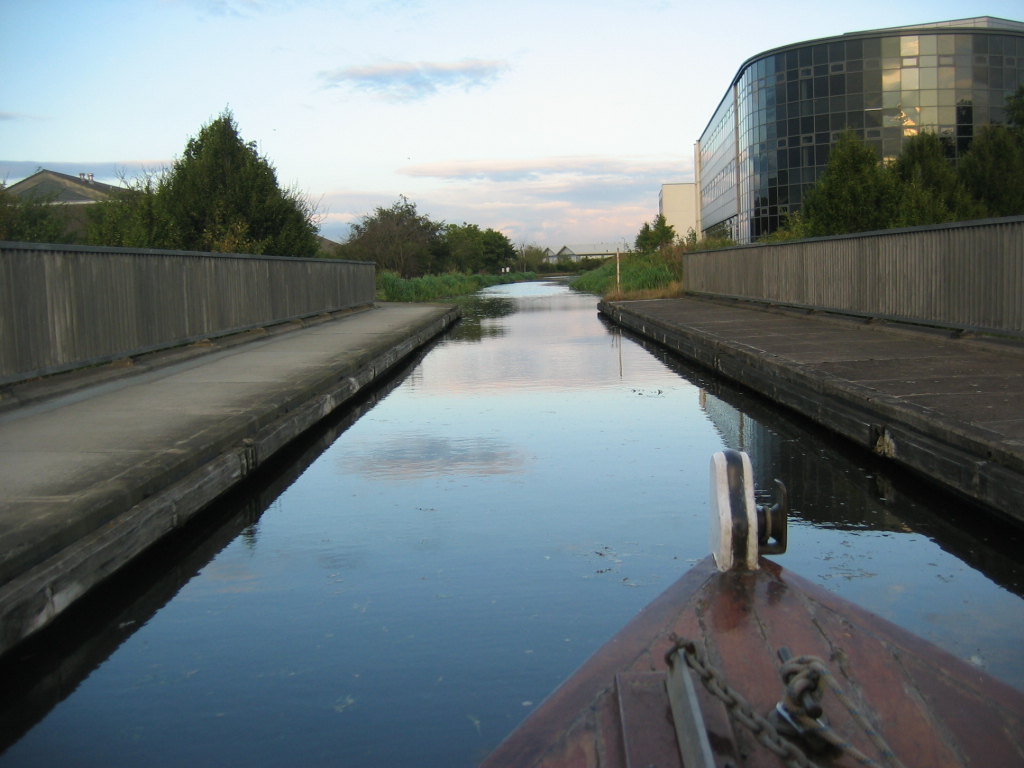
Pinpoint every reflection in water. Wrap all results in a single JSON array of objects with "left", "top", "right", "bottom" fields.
[
  {"left": 335, "top": 434, "right": 529, "bottom": 480},
  {"left": 617, "top": 324, "right": 1024, "bottom": 600},
  {"left": 447, "top": 294, "right": 516, "bottom": 343},
  {"left": 0, "top": 282, "right": 1021, "bottom": 768},
  {"left": 0, "top": 341, "right": 434, "bottom": 758}
]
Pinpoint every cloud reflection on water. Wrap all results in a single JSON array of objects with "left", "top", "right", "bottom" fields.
[{"left": 334, "top": 434, "right": 529, "bottom": 481}]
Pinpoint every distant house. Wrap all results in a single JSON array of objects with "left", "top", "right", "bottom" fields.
[
  {"left": 546, "top": 243, "right": 629, "bottom": 263},
  {"left": 6, "top": 169, "right": 123, "bottom": 205},
  {"left": 5, "top": 169, "right": 126, "bottom": 237}
]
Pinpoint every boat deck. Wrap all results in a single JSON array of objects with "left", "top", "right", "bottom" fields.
[{"left": 481, "top": 557, "right": 1024, "bottom": 768}]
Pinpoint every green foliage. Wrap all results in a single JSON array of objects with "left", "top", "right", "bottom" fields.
[
  {"left": 516, "top": 243, "right": 550, "bottom": 272},
  {"left": 571, "top": 250, "right": 682, "bottom": 296},
  {"left": 770, "top": 119, "right": 1024, "bottom": 241},
  {"left": 798, "top": 131, "right": 899, "bottom": 237},
  {"left": 760, "top": 213, "right": 808, "bottom": 242},
  {"left": 956, "top": 123, "right": 1024, "bottom": 218},
  {"left": 376, "top": 270, "right": 538, "bottom": 302},
  {"left": 0, "top": 182, "right": 75, "bottom": 243},
  {"left": 87, "top": 110, "right": 321, "bottom": 257},
  {"left": 890, "top": 131, "right": 982, "bottom": 224},
  {"left": 634, "top": 213, "right": 676, "bottom": 252},
  {"left": 86, "top": 172, "right": 165, "bottom": 248},
  {"left": 341, "top": 198, "right": 519, "bottom": 278},
  {"left": 158, "top": 110, "right": 319, "bottom": 256},
  {"left": 438, "top": 223, "right": 516, "bottom": 274},
  {"left": 1006, "top": 85, "right": 1024, "bottom": 130},
  {"left": 342, "top": 196, "right": 441, "bottom": 277}
]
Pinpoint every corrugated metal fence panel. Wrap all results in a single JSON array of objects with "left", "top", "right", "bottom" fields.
[
  {"left": 683, "top": 217, "right": 1024, "bottom": 334},
  {"left": 0, "top": 243, "right": 376, "bottom": 385}
]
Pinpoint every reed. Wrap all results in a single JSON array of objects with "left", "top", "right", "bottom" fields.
[
  {"left": 570, "top": 251, "right": 685, "bottom": 299},
  {"left": 376, "top": 271, "right": 538, "bottom": 302}
]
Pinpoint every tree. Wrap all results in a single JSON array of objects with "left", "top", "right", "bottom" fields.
[
  {"left": 438, "top": 222, "right": 485, "bottom": 273},
  {"left": 634, "top": 213, "right": 675, "bottom": 252},
  {"left": 157, "top": 110, "right": 320, "bottom": 256},
  {"left": 0, "top": 182, "right": 75, "bottom": 243},
  {"left": 957, "top": 123, "right": 1024, "bottom": 218},
  {"left": 343, "top": 196, "right": 442, "bottom": 277},
  {"left": 86, "top": 110, "right": 321, "bottom": 256},
  {"left": 516, "top": 242, "right": 549, "bottom": 272},
  {"left": 439, "top": 223, "right": 515, "bottom": 273},
  {"left": 86, "top": 171, "right": 167, "bottom": 248},
  {"left": 798, "top": 131, "right": 900, "bottom": 236},
  {"left": 890, "top": 131, "right": 981, "bottom": 226},
  {"left": 478, "top": 227, "right": 516, "bottom": 273},
  {"left": 1006, "top": 84, "right": 1024, "bottom": 130}
]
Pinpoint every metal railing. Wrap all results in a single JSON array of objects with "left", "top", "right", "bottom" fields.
[
  {"left": 0, "top": 242, "right": 376, "bottom": 385},
  {"left": 683, "top": 216, "right": 1024, "bottom": 337}
]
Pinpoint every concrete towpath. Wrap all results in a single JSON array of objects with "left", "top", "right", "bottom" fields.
[
  {"left": 0, "top": 302, "right": 459, "bottom": 655},
  {"left": 600, "top": 297, "right": 1024, "bottom": 526}
]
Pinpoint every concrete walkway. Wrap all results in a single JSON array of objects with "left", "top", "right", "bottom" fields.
[
  {"left": 0, "top": 302, "right": 459, "bottom": 655},
  {"left": 600, "top": 297, "right": 1024, "bottom": 525}
]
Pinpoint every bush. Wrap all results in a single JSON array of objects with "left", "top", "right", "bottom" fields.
[
  {"left": 570, "top": 251, "right": 683, "bottom": 298},
  {"left": 376, "top": 271, "right": 538, "bottom": 302}
]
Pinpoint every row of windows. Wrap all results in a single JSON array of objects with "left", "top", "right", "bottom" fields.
[
  {"left": 699, "top": 159, "right": 736, "bottom": 210},
  {"left": 743, "top": 54, "right": 1020, "bottom": 86},
  {"left": 741, "top": 107, "right": 987, "bottom": 148},
  {"left": 739, "top": 91, "right": 1013, "bottom": 129},
  {"left": 700, "top": 101, "right": 735, "bottom": 167},
  {"left": 739, "top": 33, "right": 1024, "bottom": 82},
  {"left": 741, "top": 67, "right": 1023, "bottom": 110},
  {"left": 739, "top": 94, "right": 1009, "bottom": 133},
  {"left": 742, "top": 122, "right": 974, "bottom": 156}
]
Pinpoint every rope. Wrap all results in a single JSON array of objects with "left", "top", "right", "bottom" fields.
[
  {"left": 779, "top": 656, "right": 907, "bottom": 768},
  {"left": 667, "top": 635, "right": 907, "bottom": 768}
]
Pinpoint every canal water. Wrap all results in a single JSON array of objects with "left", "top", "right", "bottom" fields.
[{"left": 1, "top": 281, "right": 1023, "bottom": 767}]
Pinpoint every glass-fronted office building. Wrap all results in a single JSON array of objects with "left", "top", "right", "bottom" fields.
[{"left": 695, "top": 17, "right": 1024, "bottom": 243}]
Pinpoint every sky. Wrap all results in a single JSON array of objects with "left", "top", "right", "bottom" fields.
[{"left": 2, "top": 0, "right": 1021, "bottom": 248}]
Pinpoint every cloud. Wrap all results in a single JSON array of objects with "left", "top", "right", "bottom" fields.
[
  {"left": 318, "top": 59, "right": 510, "bottom": 102},
  {"left": 166, "top": 0, "right": 282, "bottom": 17},
  {"left": 335, "top": 434, "right": 529, "bottom": 481},
  {"left": 317, "top": 153, "right": 693, "bottom": 246},
  {"left": 0, "top": 112, "right": 42, "bottom": 122},
  {"left": 400, "top": 154, "right": 693, "bottom": 185}
]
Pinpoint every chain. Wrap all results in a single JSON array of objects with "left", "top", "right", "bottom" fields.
[
  {"left": 667, "top": 634, "right": 906, "bottom": 768},
  {"left": 779, "top": 656, "right": 906, "bottom": 768},
  {"left": 667, "top": 635, "right": 821, "bottom": 768}
]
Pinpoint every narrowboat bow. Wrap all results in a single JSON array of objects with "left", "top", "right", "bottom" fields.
[{"left": 480, "top": 450, "right": 1024, "bottom": 768}]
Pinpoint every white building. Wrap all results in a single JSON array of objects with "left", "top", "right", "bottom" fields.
[
  {"left": 659, "top": 183, "right": 699, "bottom": 241},
  {"left": 545, "top": 243, "right": 630, "bottom": 263}
]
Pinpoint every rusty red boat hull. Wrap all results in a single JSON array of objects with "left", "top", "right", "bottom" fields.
[{"left": 480, "top": 556, "right": 1024, "bottom": 768}]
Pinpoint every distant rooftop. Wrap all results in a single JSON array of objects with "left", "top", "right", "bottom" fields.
[
  {"left": 5, "top": 169, "right": 124, "bottom": 204},
  {"left": 852, "top": 16, "right": 1024, "bottom": 36}
]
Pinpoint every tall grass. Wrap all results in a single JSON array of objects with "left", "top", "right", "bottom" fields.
[
  {"left": 571, "top": 234, "right": 739, "bottom": 300},
  {"left": 570, "top": 251, "right": 684, "bottom": 299},
  {"left": 377, "top": 271, "right": 538, "bottom": 302}
]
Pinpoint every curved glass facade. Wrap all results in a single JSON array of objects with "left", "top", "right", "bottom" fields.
[{"left": 697, "top": 18, "right": 1024, "bottom": 243}]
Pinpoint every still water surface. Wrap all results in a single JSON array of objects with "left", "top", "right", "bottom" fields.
[{"left": 2, "top": 281, "right": 1023, "bottom": 767}]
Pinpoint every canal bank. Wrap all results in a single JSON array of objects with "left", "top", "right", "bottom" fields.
[
  {"left": 0, "top": 302, "right": 459, "bottom": 656},
  {"left": 599, "top": 296, "right": 1024, "bottom": 526}
]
